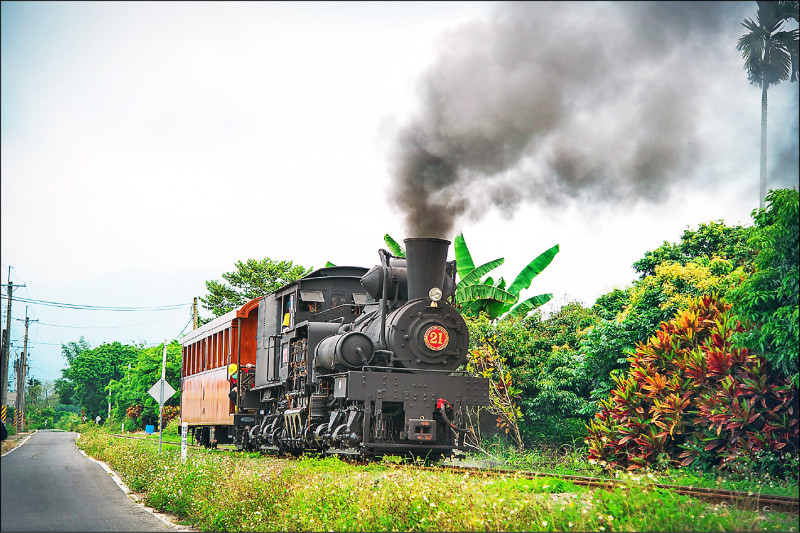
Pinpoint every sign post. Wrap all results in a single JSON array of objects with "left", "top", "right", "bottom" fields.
[
  {"left": 147, "top": 341, "right": 175, "bottom": 453},
  {"left": 181, "top": 422, "right": 188, "bottom": 460}
]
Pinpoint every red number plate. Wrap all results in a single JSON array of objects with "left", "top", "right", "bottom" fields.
[{"left": 424, "top": 325, "right": 449, "bottom": 351}]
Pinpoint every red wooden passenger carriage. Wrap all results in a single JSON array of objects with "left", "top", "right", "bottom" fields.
[{"left": 180, "top": 298, "right": 259, "bottom": 445}]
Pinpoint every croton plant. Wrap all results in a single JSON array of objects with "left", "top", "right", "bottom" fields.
[{"left": 586, "top": 294, "right": 797, "bottom": 472}]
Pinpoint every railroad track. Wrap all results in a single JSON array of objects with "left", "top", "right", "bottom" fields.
[
  {"left": 411, "top": 463, "right": 799, "bottom": 514},
  {"left": 107, "top": 434, "right": 797, "bottom": 514},
  {"left": 109, "top": 433, "right": 236, "bottom": 450}
]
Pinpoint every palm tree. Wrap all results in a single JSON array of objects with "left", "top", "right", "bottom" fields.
[{"left": 736, "top": 1, "right": 799, "bottom": 209}]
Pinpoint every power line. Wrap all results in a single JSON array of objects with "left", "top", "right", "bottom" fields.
[
  {"left": 175, "top": 316, "right": 193, "bottom": 339},
  {"left": 2, "top": 295, "right": 190, "bottom": 312},
  {"left": 26, "top": 309, "right": 187, "bottom": 330}
]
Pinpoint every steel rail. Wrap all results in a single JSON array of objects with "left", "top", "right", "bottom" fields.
[
  {"left": 109, "top": 433, "right": 236, "bottom": 449},
  {"left": 408, "top": 463, "right": 799, "bottom": 514}
]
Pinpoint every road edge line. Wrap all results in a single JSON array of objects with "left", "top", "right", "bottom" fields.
[
  {"left": 1, "top": 430, "right": 37, "bottom": 457},
  {"left": 78, "top": 446, "right": 196, "bottom": 531}
]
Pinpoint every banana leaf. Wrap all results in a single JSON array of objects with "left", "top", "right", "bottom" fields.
[
  {"left": 486, "top": 297, "right": 510, "bottom": 320},
  {"left": 384, "top": 234, "right": 406, "bottom": 258},
  {"left": 507, "top": 244, "right": 560, "bottom": 296},
  {"left": 456, "top": 283, "right": 516, "bottom": 304},
  {"left": 465, "top": 300, "right": 489, "bottom": 316},
  {"left": 502, "top": 293, "right": 553, "bottom": 320},
  {"left": 454, "top": 232, "right": 475, "bottom": 280},
  {"left": 455, "top": 258, "right": 505, "bottom": 291}
]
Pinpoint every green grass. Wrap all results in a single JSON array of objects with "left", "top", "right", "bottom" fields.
[
  {"left": 76, "top": 428, "right": 797, "bottom": 532},
  {"left": 464, "top": 436, "right": 799, "bottom": 499}
]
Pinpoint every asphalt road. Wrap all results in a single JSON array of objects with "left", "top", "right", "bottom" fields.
[{"left": 1, "top": 430, "right": 176, "bottom": 532}]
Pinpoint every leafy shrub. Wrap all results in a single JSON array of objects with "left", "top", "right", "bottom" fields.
[
  {"left": 586, "top": 295, "right": 798, "bottom": 476},
  {"left": 163, "top": 417, "right": 182, "bottom": 438},
  {"left": 580, "top": 257, "right": 748, "bottom": 408},
  {"left": 126, "top": 404, "right": 142, "bottom": 421},
  {"left": 467, "top": 341, "right": 523, "bottom": 447},
  {"left": 161, "top": 405, "right": 180, "bottom": 426}
]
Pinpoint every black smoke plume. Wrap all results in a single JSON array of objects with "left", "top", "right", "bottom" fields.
[{"left": 389, "top": 1, "right": 762, "bottom": 238}]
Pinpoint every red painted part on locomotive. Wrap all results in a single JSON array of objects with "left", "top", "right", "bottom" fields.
[{"left": 180, "top": 297, "right": 259, "bottom": 426}]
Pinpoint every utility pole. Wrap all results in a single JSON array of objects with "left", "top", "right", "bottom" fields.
[
  {"left": 18, "top": 309, "right": 38, "bottom": 432},
  {"left": 2, "top": 266, "right": 24, "bottom": 412},
  {"left": 108, "top": 380, "right": 112, "bottom": 418},
  {"left": 14, "top": 356, "right": 20, "bottom": 431},
  {"left": 159, "top": 340, "right": 167, "bottom": 453},
  {"left": 2, "top": 279, "right": 10, "bottom": 410},
  {"left": 192, "top": 297, "right": 198, "bottom": 330}
]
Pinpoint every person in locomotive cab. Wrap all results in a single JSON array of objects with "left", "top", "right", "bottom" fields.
[
  {"left": 282, "top": 312, "right": 291, "bottom": 332},
  {"left": 228, "top": 364, "right": 238, "bottom": 404}
]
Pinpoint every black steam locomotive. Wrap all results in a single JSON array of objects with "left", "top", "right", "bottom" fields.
[{"left": 180, "top": 238, "right": 489, "bottom": 459}]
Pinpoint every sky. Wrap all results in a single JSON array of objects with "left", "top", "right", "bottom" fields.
[{"left": 1, "top": 1, "right": 798, "bottom": 387}]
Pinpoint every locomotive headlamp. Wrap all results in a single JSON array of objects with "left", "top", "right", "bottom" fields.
[{"left": 429, "top": 287, "right": 442, "bottom": 307}]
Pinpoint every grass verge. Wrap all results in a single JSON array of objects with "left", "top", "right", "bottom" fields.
[{"left": 77, "top": 428, "right": 796, "bottom": 532}]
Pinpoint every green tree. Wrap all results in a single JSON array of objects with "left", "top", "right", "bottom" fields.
[
  {"left": 26, "top": 378, "right": 43, "bottom": 407},
  {"left": 65, "top": 341, "right": 140, "bottom": 419},
  {"left": 736, "top": 0, "right": 799, "bottom": 208},
  {"left": 53, "top": 337, "right": 89, "bottom": 406},
  {"left": 110, "top": 341, "right": 182, "bottom": 426},
  {"left": 632, "top": 221, "right": 753, "bottom": 278},
  {"left": 61, "top": 336, "right": 91, "bottom": 365},
  {"left": 466, "top": 303, "right": 599, "bottom": 445},
  {"left": 53, "top": 377, "right": 75, "bottom": 406},
  {"left": 733, "top": 188, "right": 799, "bottom": 384},
  {"left": 200, "top": 258, "right": 312, "bottom": 319}
]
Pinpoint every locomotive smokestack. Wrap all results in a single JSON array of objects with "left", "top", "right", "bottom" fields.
[{"left": 404, "top": 238, "right": 450, "bottom": 301}]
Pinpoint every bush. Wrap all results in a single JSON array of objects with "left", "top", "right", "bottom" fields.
[
  {"left": 163, "top": 417, "right": 182, "bottom": 438},
  {"left": 161, "top": 405, "right": 180, "bottom": 426},
  {"left": 586, "top": 295, "right": 798, "bottom": 477},
  {"left": 580, "top": 256, "right": 749, "bottom": 408}
]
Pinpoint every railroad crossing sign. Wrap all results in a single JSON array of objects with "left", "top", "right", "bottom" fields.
[{"left": 148, "top": 378, "right": 176, "bottom": 405}]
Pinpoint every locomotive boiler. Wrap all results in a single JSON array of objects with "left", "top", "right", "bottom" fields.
[{"left": 180, "top": 238, "right": 489, "bottom": 459}]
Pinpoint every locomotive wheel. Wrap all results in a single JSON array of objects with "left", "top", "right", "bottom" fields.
[
  {"left": 194, "top": 427, "right": 210, "bottom": 448},
  {"left": 303, "top": 425, "right": 315, "bottom": 446},
  {"left": 235, "top": 428, "right": 249, "bottom": 451}
]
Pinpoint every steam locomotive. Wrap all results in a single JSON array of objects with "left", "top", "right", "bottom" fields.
[{"left": 179, "top": 238, "right": 489, "bottom": 459}]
